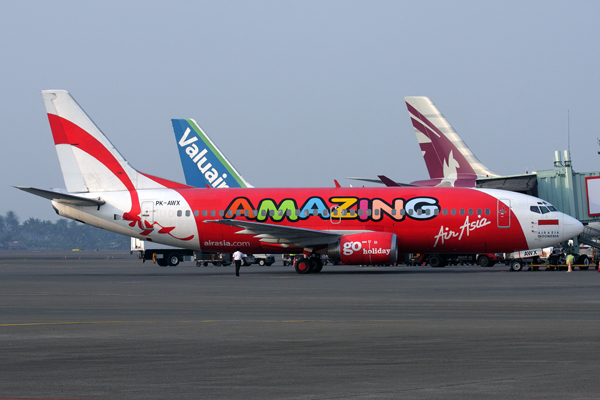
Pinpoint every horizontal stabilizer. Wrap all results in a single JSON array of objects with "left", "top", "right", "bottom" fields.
[{"left": 15, "top": 187, "right": 105, "bottom": 207}]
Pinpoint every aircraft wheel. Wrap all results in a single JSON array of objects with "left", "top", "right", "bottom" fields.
[
  {"left": 478, "top": 255, "right": 490, "bottom": 268},
  {"left": 510, "top": 261, "right": 523, "bottom": 271},
  {"left": 258, "top": 259, "right": 266, "bottom": 267},
  {"left": 309, "top": 258, "right": 323, "bottom": 273},
  {"left": 294, "top": 258, "right": 311, "bottom": 274}
]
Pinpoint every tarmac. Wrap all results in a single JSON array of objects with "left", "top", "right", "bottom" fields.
[{"left": 1, "top": 251, "right": 600, "bottom": 399}]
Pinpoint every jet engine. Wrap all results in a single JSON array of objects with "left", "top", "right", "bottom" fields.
[{"left": 327, "top": 232, "right": 398, "bottom": 265}]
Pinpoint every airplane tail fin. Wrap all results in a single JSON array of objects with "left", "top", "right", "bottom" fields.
[
  {"left": 42, "top": 90, "right": 187, "bottom": 193},
  {"left": 172, "top": 119, "right": 253, "bottom": 188},
  {"left": 404, "top": 97, "right": 499, "bottom": 183}
]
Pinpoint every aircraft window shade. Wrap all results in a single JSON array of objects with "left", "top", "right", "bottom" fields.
[
  {"left": 477, "top": 209, "right": 482, "bottom": 216},
  {"left": 468, "top": 209, "right": 473, "bottom": 215},
  {"left": 530, "top": 206, "right": 540, "bottom": 213},
  {"left": 177, "top": 210, "right": 182, "bottom": 217},
  {"left": 451, "top": 209, "right": 456, "bottom": 215},
  {"left": 185, "top": 210, "right": 191, "bottom": 217},
  {"left": 540, "top": 206, "right": 550, "bottom": 214}
]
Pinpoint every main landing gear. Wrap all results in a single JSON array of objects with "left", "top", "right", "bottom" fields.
[{"left": 294, "top": 256, "right": 323, "bottom": 274}]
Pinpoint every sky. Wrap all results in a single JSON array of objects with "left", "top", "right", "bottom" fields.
[{"left": 2, "top": 1, "right": 600, "bottom": 222}]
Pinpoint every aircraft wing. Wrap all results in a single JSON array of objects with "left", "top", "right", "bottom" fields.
[
  {"left": 15, "top": 187, "right": 106, "bottom": 207},
  {"left": 204, "top": 219, "right": 367, "bottom": 248}
]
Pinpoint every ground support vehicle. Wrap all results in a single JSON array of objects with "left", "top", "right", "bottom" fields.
[
  {"left": 407, "top": 253, "right": 502, "bottom": 268},
  {"left": 506, "top": 248, "right": 592, "bottom": 271},
  {"left": 242, "top": 254, "right": 275, "bottom": 266},
  {"left": 195, "top": 252, "right": 232, "bottom": 267},
  {"left": 131, "top": 238, "right": 194, "bottom": 267}
]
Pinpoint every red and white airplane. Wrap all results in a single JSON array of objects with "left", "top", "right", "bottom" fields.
[{"left": 17, "top": 90, "right": 583, "bottom": 273}]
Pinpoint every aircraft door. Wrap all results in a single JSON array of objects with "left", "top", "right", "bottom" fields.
[
  {"left": 141, "top": 201, "right": 155, "bottom": 225},
  {"left": 330, "top": 206, "right": 341, "bottom": 224},
  {"left": 497, "top": 199, "right": 511, "bottom": 228}
]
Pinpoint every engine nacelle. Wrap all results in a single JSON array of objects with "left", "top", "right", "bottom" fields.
[{"left": 328, "top": 232, "right": 398, "bottom": 265}]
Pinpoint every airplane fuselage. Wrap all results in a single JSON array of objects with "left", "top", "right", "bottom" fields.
[{"left": 52, "top": 186, "right": 579, "bottom": 256}]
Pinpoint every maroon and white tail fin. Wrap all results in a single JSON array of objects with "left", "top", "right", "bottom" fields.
[{"left": 405, "top": 96, "right": 499, "bottom": 186}]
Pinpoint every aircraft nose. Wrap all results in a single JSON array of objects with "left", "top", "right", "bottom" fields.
[{"left": 563, "top": 214, "right": 584, "bottom": 241}]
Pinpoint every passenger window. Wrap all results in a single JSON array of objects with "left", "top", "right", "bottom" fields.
[
  {"left": 375, "top": 209, "right": 380, "bottom": 216},
  {"left": 244, "top": 210, "right": 250, "bottom": 216},
  {"left": 451, "top": 209, "right": 456, "bottom": 215},
  {"left": 219, "top": 210, "right": 224, "bottom": 216},
  {"left": 201, "top": 210, "right": 206, "bottom": 217},
  {"left": 350, "top": 209, "right": 356, "bottom": 216},
  {"left": 391, "top": 209, "right": 397, "bottom": 215},
  {"left": 434, "top": 209, "right": 439, "bottom": 215},
  {"left": 211, "top": 210, "right": 216, "bottom": 217},
  {"left": 530, "top": 206, "right": 540, "bottom": 213},
  {"left": 468, "top": 209, "right": 473, "bottom": 215},
  {"left": 367, "top": 209, "right": 372, "bottom": 216},
  {"left": 269, "top": 210, "right": 275, "bottom": 217},
  {"left": 177, "top": 210, "right": 182, "bottom": 217},
  {"left": 226, "top": 210, "right": 233, "bottom": 217},
  {"left": 185, "top": 210, "right": 190, "bottom": 217},
  {"left": 477, "top": 209, "right": 482, "bottom": 215},
  {"left": 313, "top": 209, "right": 318, "bottom": 216},
  {"left": 323, "top": 209, "right": 329, "bottom": 217},
  {"left": 485, "top": 209, "right": 491, "bottom": 215},
  {"left": 460, "top": 209, "right": 465, "bottom": 215},
  {"left": 261, "top": 210, "right": 267, "bottom": 216},
  {"left": 286, "top": 210, "right": 291, "bottom": 216},
  {"left": 304, "top": 210, "right": 309, "bottom": 217},
  {"left": 236, "top": 210, "right": 241, "bottom": 216},
  {"left": 358, "top": 209, "right": 363, "bottom": 216},
  {"left": 443, "top": 209, "right": 448, "bottom": 215},
  {"left": 400, "top": 209, "right": 406, "bottom": 216},
  {"left": 425, "top": 209, "right": 430, "bottom": 215},
  {"left": 341, "top": 209, "right": 347, "bottom": 216},
  {"left": 408, "top": 209, "right": 413, "bottom": 215}
]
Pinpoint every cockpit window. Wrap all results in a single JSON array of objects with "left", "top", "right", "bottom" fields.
[
  {"left": 530, "top": 206, "right": 540, "bottom": 213},
  {"left": 539, "top": 206, "right": 550, "bottom": 214},
  {"left": 548, "top": 205, "right": 557, "bottom": 212}
]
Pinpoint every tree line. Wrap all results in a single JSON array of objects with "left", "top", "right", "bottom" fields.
[{"left": 0, "top": 211, "right": 129, "bottom": 250}]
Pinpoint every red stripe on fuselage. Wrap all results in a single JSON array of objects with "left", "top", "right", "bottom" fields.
[{"left": 538, "top": 219, "right": 559, "bottom": 225}]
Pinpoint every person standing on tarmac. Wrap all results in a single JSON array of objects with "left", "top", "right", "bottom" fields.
[
  {"left": 566, "top": 253, "right": 575, "bottom": 273},
  {"left": 233, "top": 247, "right": 245, "bottom": 276}
]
